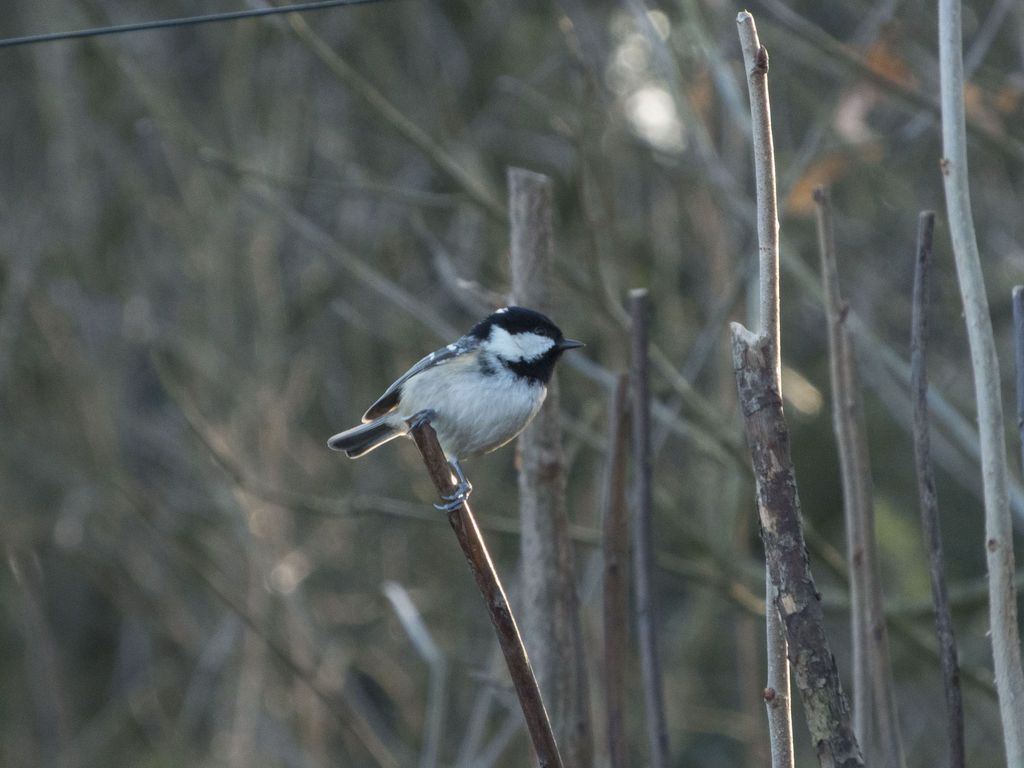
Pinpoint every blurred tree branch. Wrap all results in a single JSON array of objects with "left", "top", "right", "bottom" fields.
[
  {"left": 509, "top": 167, "right": 592, "bottom": 767},
  {"left": 600, "top": 374, "right": 630, "bottom": 768},
  {"left": 629, "top": 288, "right": 671, "bottom": 768},
  {"left": 911, "top": 211, "right": 965, "bottom": 768},
  {"left": 758, "top": 0, "right": 1024, "bottom": 164},
  {"left": 815, "top": 186, "right": 903, "bottom": 768},
  {"left": 286, "top": 12, "right": 507, "bottom": 220}
]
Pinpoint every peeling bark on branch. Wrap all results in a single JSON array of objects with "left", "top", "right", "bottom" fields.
[{"left": 731, "top": 324, "right": 863, "bottom": 768}]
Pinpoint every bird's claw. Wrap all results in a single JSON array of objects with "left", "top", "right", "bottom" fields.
[
  {"left": 434, "top": 480, "right": 472, "bottom": 511},
  {"left": 408, "top": 408, "right": 437, "bottom": 431}
]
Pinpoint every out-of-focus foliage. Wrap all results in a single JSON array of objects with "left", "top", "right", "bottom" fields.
[{"left": 2, "top": 0, "right": 1023, "bottom": 766}]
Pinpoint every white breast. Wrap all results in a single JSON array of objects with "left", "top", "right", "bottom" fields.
[{"left": 390, "top": 354, "right": 547, "bottom": 459}]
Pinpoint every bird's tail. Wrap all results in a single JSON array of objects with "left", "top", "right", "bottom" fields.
[{"left": 327, "top": 419, "right": 405, "bottom": 458}]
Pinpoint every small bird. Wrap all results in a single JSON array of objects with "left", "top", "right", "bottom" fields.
[{"left": 328, "top": 306, "right": 583, "bottom": 508}]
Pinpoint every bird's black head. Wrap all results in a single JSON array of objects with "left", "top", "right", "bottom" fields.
[{"left": 471, "top": 306, "right": 583, "bottom": 383}]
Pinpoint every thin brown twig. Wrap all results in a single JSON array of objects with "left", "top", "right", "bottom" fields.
[
  {"left": 602, "top": 374, "right": 630, "bottom": 768},
  {"left": 813, "top": 186, "right": 903, "bottom": 768},
  {"left": 912, "top": 211, "right": 965, "bottom": 768},
  {"left": 629, "top": 288, "right": 671, "bottom": 768},
  {"left": 813, "top": 184, "right": 865, "bottom": 738},
  {"left": 405, "top": 416, "right": 564, "bottom": 768}
]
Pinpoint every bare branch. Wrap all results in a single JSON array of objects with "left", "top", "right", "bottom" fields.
[
  {"left": 601, "top": 374, "right": 630, "bottom": 768},
  {"left": 813, "top": 186, "right": 903, "bottom": 768},
  {"left": 911, "top": 211, "right": 965, "bottom": 768},
  {"left": 764, "top": 573, "right": 794, "bottom": 768},
  {"left": 736, "top": 14, "right": 793, "bottom": 766},
  {"left": 735, "top": 14, "right": 862, "bottom": 767},
  {"left": 730, "top": 326, "right": 863, "bottom": 768},
  {"left": 509, "top": 167, "right": 593, "bottom": 767},
  {"left": 381, "top": 581, "right": 446, "bottom": 768},
  {"left": 629, "top": 288, "right": 671, "bottom": 768},
  {"left": 938, "top": 1, "right": 1024, "bottom": 761},
  {"left": 737, "top": 12, "right": 780, "bottom": 377},
  {"left": 406, "top": 417, "right": 564, "bottom": 768}
]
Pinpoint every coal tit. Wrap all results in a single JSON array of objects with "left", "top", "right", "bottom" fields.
[{"left": 328, "top": 306, "right": 583, "bottom": 507}]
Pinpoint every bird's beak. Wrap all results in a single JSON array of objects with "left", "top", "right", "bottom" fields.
[{"left": 558, "top": 338, "right": 585, "bottom": 351}]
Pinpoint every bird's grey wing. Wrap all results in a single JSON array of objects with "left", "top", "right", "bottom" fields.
[{"left": 361, "top": 340, "right": 466, "bottom": 421}]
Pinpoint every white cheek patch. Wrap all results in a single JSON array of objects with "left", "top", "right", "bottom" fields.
[{"left": 489, "top": 326, "right": 556, "bottom": 361}]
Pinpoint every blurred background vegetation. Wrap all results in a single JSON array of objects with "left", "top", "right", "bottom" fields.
[{"left": 3, "top": 0, "right": 1024, "bottom": 766}]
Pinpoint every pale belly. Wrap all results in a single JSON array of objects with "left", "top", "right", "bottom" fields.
[{"left": 394, "top": 361, "right": 547, "bottom": 459}]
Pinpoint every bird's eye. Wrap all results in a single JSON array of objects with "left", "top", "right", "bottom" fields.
[{"left": 532, "top": 325, "right": 546, "bottom": 335}]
